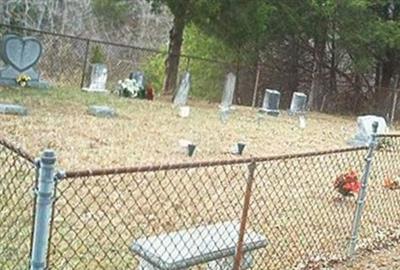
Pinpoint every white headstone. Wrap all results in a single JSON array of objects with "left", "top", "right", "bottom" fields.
[
  {"left": 220, "top": 72, "right": 236, "bottom": 111},
  {"left": 83, "top": 64, "right": 108, "bottom": 92},
  {"left": 349, "top": 115, "right": 388, "bottom": 146},
  {"left": 173, "top": 72, "right": 191, "bottom": 106},
  {"left": 289, "top": 92, "right": 307, "bottom": 114},
  {"left": 260, "top": 89, "right": 280, "bottom": 116}
]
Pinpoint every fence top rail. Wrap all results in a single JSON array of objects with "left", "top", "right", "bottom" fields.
[
  {"left": 377, "top": 133, "right": 400, "bottom": 138},
  {"left": 0, "top": 23, "right": 232, "bottom": 66},
  {"left": 0, "top": 137, "right": 35, "bottom": 164},
  {"left": 62, "top": 146, "right": 367, "bottom": 179}
]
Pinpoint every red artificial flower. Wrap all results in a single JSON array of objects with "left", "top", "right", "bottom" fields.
[{"left": 343, "top": 181, "right": 361, "bottom": 193}]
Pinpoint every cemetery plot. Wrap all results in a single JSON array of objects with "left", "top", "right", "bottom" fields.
[
  {"left": 1, "top": 88, "right": 400, "bottom": 270},
  {"left": 0, "top": 88, "right": 358, "bottom": 171}
]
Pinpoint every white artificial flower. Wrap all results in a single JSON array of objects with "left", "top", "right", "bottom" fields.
[{"left": 117, "top": 78, "right": 140, "bottom": 97}]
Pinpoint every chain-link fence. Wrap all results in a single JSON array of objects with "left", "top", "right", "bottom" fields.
[
  {"left": 1, "top": 135, "right": 400, "bottom": 269},
  {"left": 0, "top": 138, "right": 36, "bottom": 270},
  {"left": 359, "top": 134, "right": 400, "bottom": 250},
  {"left": 0, "top": 23, "right": 237, "bottom": 103}
]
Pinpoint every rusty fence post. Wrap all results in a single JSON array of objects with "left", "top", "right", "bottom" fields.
[
  {"left": 233, "top": 161, "right": 256, "bottom": 270},
  {"left": 251, "top": 63, "right": 261, "bottom": 108}
]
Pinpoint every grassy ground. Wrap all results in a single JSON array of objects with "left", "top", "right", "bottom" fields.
[
  {"left": 336, "top": 245, "right": 400, "bottom": 269},
  {"left": 1, "top": 86, "right": 400, "bottom": 270},
  {"left": 0, "top": 86, "right": 359, "bottom": 171}
]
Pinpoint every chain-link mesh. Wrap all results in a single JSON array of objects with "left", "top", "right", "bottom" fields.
[
  {"left": 46, "top": 146, "right": 384, "bottom": 270},
  {"left": 49, "top": 162, "right": 251, "bottom": 269},
  {"left": 249, "top": 149, "right": 367, "bottom": 269},
  {"left": 0, "top": 23, "right": 237, "bottom": 99},
  {"left": 0, "top": 139, "right": 36, "bottom": 270},
  {"left": 2, "top": 133, "right": 400, "bottom": 269},
  {"left": 358, "top": 135, "right": 400, "bottom": 251}
]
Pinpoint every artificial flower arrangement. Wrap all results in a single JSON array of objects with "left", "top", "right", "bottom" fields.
[
  {"left": 116, "top": 78, "right": 154, "bottom": 100},
  {"left": 16, "top": 74, "right": 31, "bottom": 87},
  {"left": 117, "top": 78, "right": 141, "bottom": 98}
]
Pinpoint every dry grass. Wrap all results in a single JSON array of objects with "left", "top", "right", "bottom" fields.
[
  {"left": 0, "top": 86, "right": 359, "bottom": 171},
  {"left": 1, "top": 87, "right": 400, "bottom": 270}
]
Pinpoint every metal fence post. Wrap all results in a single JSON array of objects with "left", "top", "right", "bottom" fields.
[
  {"left": 30, "top": 150, "right": 57, "bottom": 270},
  {"left": 233, "top": 161, "right": 256, "bottom": 270},
  {"left": 251, "top": 62, "right": 261, "bottom": 108},
  {"left": 80, "top": 39, "right": 90, "bottom": 88},
  {"left": 348, "top": 122, "right": 379, "bottom": 257}
]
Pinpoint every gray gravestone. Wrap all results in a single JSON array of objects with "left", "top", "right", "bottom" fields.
[
  {"left": 173, "top": 72, "right": 191, "bottom": 106},
  {"left": 0, "top": 104, "right": 28, "bottom": 116},
  {"left": 132, "top": 221, "right": 267, "bottom": 270},
  {"left": 348, "top": 115, "right": 388, "bottom": 146},
  {"left": 130, "top": 71, "right": 146, "bottom": 90},
  {"left": 220, "top": 72, "right": 236, "bottom": 111},
  {"left": 82, "top": 64, "right": 108, "bottom": 92},
  {"left": 289, "top": 92, "right": 307, "bottom": 115},
  {"left": 0, "top": 34, "right": 48, "bottom": 88},
  {"left": 87, "top": 105, "right": 116, "bottom": 118},
  {"left": 260, "top": 89, "right": 280, "bottom": 116}
]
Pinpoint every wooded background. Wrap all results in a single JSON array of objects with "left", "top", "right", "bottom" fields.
[{"left": 1, "top": 0, "right": 400, "bottom": 117}]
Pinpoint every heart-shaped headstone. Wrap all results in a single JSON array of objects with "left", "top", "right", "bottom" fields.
[{"left": 2, "top": 36, "right": 42, "bottom": 72}]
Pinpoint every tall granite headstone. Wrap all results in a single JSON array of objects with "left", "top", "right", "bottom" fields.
[
  {"left": 260, "top": 89, "right": 281, "bottom": 116},
  {"left": 0, "top": 34, "right": 48, "bottom": 88},
  {"left": 219, "top": 72, "right": 236, "bottom": 123},
  {"left": 220, "top": 72, "right": 236, "bottom": 111},
  {"left": 173, "top": 72, "right": 191, "bottom": 106}
]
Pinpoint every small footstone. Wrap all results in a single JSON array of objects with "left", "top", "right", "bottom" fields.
[
  {"left": 0, "top": 104, "right": 28, "bottom": 116},
  {"left": 87, "top": 105, "right": 116, "bottom": 118}
]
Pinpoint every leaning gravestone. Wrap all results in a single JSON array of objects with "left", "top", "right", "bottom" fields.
[
  {"left": 0, "top": 34, "right": 48, "bottom": 88},
  {"left": 348, "top": 115, "right": 388, "bottom": 146},
  {"left": 82, "top": 64, "right": 108, "bottom": 93},
  {"left": 87, "top": 105, "right": 116, "bottom": 118},
  {"left": 289, "top": 92, "right": 307, "bottom": 115},
  {"left": 260, "top": 89, "right": 281, "bottom": 116},
  {"left": 0, "top": 104, "right": 28, "bottom": 116},
  {"left": 173, "top": 72, "right": 191, "bottom": 107}
]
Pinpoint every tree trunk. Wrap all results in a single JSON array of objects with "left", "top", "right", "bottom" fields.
[
  {"left": 308, "top": 37, "right": 325, "bottom": 110},
  {"left": 163, "top": 16, "right": 186, "bottom": 95},
  {"left": 329, "top": 36, "right": 337, "bottom": 94},
  {"left": 287, "top": 36, "right": 299, "bottom": 95},
  {"left": 376, "top": 58, "right": 395, "bottom": 117}
]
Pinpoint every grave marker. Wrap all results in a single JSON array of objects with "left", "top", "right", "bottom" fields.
[
  {"left": 130, "top": 71, "right": 146, "bottom": 98},
  {"left": 348, "top": 115, "right": 388, "bottom": 146},
  {"left": 289, "top": 92, "right": 307, "bottom": 115},
  {"left": 220, "top": 72, "right": 236, "bottom": 111},
  {"left": 0, "top": 34, "right": 48, "bottom": 88},
  {"left": 87, "top": 105, "right": 116, "bottom": 118},
  {"left": 173, "top": 72, "right": 191, "bottom": 107},
  {"left": 260, "top": 89, "right": 280, "bottom": 116},
  {"left": 0, "top": 104, "right": 28, "bottom": 116},
  {"left": 83, "top": 64, "right": 108, "bottom": 92}
]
